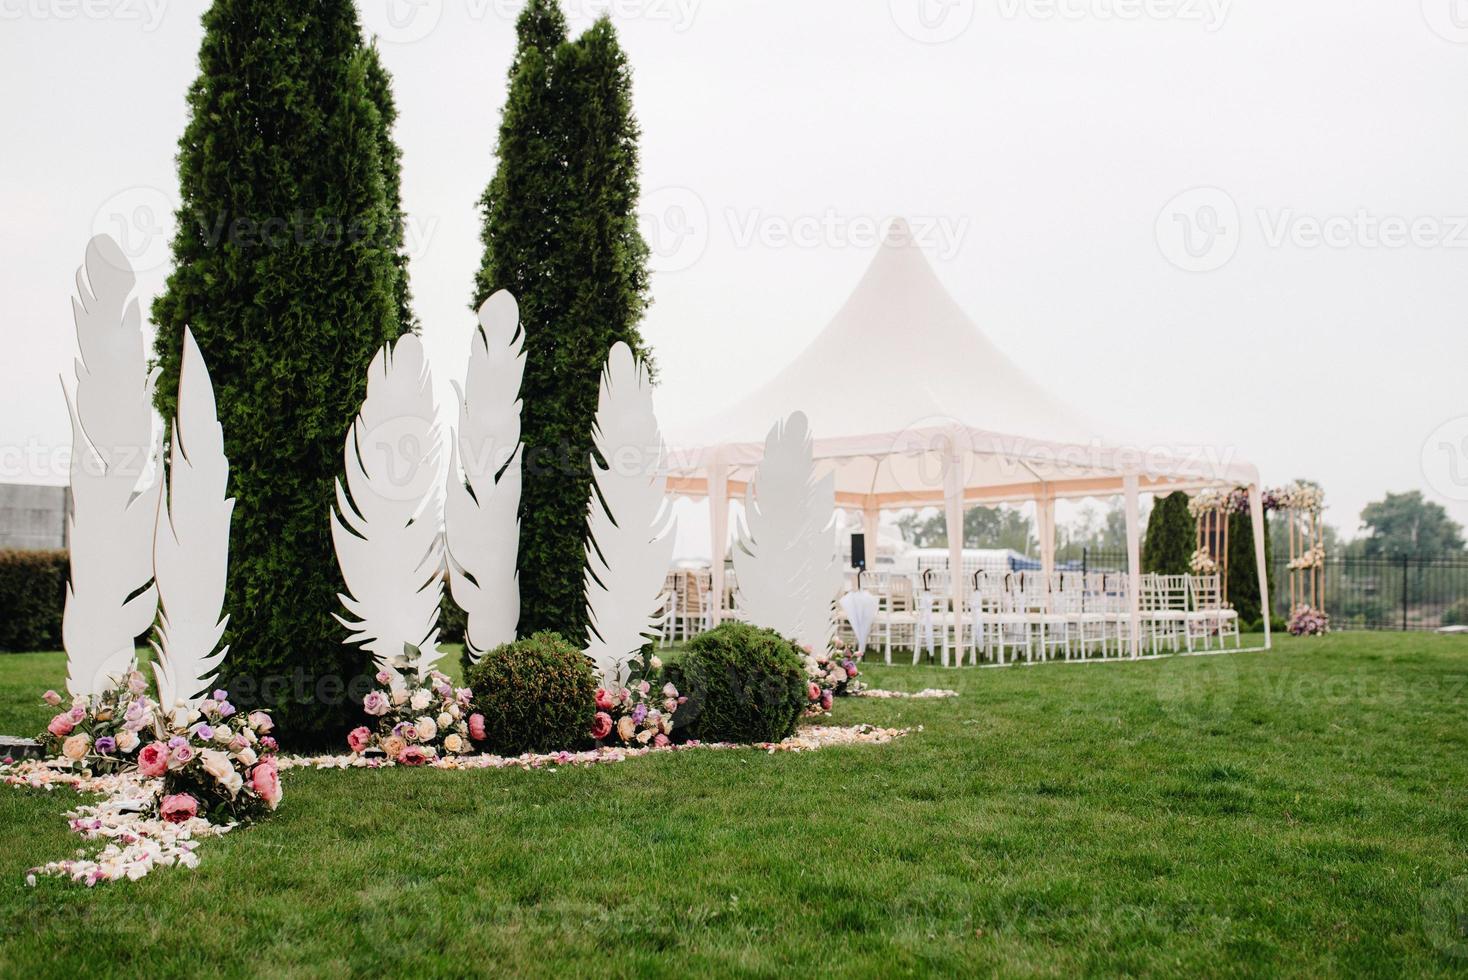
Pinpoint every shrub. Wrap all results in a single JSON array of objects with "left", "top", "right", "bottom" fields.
[
  {"left": 1142, "top": 492, "right": 1193, "bottom": 576},
  {"left": 465, "top": 632, "right": 596, "bottom": 756},
  {"left": 439, "top": 587, "right": 467, "bottom": 646},
  {"left": 1444, "top": 597, "right": 1468, "bottom": 627},
  {"left": 0, "top": 550, "right": 68, "bottom": 652},
  {"left": 664, "top": 622, "right": 807, "bottom": 744}
]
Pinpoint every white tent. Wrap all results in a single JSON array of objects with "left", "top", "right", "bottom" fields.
[{"left": 664, "top": 219, "right": 1271, "bottom": 654}]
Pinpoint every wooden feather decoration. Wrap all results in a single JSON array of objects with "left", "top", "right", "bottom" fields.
[
  {"left": 444, "top": 291, "right": 524, "bottom": 663},
  {"left": 151, "top": 328, "right": 234, "bottom": 712},
  {"left": 331, "top": 333, "right": 446, "bottom": 680},
  {"left": 732, "top": 412, "right": 841, "bottom": 650},
  {"left": 583, "top": 342, "right": 676, "bottom": 690},
  {"left": 61, "top": 235, "right": 162, "bottom": 698}
]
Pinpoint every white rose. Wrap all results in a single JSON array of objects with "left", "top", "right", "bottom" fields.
[
  {"left": 115, "top": 730, "right": 139, "bottom": 753},
  {"left": 235, "top": 747, "right": 258, "bottom": 766},
  {"left": 214, "top": 725, "right": 232, "bottom": 744},
  {"left": 200, "top": 749, "right": 235, "bottom": 786},
  {"left": 437, "top": 711, "right": 453, "bottom": 729},
  {"left": 392, "top": 689, "right": 410, "bottom": 707},
  {"left": 443, "top": 734, "right": 464, "bottom": 754},
  {"left": 415, "top": 716, "right": 438, "bottom": 742},
  {"left": 410, "top": 690, "right": 432, "bottom": 711},
  {"left": 220, "top": 769, "right": 243, "bottom": 797},
  {"left": 448, "top": 704, "right": 462, "bottom": 720}
]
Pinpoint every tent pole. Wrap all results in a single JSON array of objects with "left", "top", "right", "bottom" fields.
[
  {"left": 708, "top": 450, "right": 729, "bottom": 627},
  {"left": 1249, "top": 483, "right": 1271, "bottom": 650},
  {"left": 943, "top": 441, "right": 964, "bottom": 668},
  {"left": 861, "top": 501, "right": 880, "bottom": 572},
  {"left": 1124, "top": 475, "right": 1142, "bottom": 659},
  {"left": 1039, "top": 492, "right": 1056, "bottom": 579}
]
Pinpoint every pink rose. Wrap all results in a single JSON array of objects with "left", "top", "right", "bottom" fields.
[
  {"left": 820, "top": 691, "right": 834, "bottom": 711},
  {"left": 170, "top": 743, "right": 195, "bottom": 767},
  {"left": 68, "top": 704, "right": 87, "bottom": 723},
  {"left": 616, "top": 715, "right": 637, "bottom": 743},
  {"left": 138, "top": 742, "right": 169, "bottom": 777},
  {"left": 468, "top": 713, "right": 486, "bottom": 742},
  {"left": 807, "top": 683, "right": 820, "bottom": 702},
  {"left": 42, "top": 690, "right": 62, "bottom": 706},
  {"left": 347, "top": 726, "right": 372, "bottom": 754},
  {"left": 160, "top": 793, "right": 197, "bottom": 824},
  {"left": 362, "top": 691, "right": 390, "bottom": 717},
  {"left": 47, "top": 713, "right": 74, "bottom": 738},
  {"left": 247, "top": 711, "right": 273, "bottom": 734},
  {"left": 590, "top": 712, "right": 613, "bottom": 740},
  {"left": 250, "top": 757, "right": 282, "bottom": 810},
  {"left": 594, "top": 688, "right": 615, "bottom": 711},
  {"left": 398, "top": 745, "right": 430, "bottom": 767},
  {"left": 845, "top": 663, "right": 858, "bottom": 678},
  {"left": 653, "top": 733, "right": 670, "bottom": 748}
]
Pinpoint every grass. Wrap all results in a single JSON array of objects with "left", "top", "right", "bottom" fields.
[{"left": 1, "top": 633, "right": 1467, "bottom": 977}]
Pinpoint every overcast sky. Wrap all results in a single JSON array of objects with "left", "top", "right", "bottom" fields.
[{"left": 3, "top": 0, "right": 1467, "bottom": 551}]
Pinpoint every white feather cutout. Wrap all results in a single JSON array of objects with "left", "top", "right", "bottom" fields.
[
  {"left": 444, "top": 291, "right": 524, "bottom": 663},
  {"left": 151, "top": 328, "right": 234, "bottom": 712},
  {"left": 331, "top": 333, "right": 446, "bottom": 680},
  {"left": 732, "top": 412, "right": 842, "bottom": 651},
  {"left": 61, "top": 235, "right": 162, "bottom": 698},
  {"left": 582, "top": 342, "right": 676, "bottom": 690}
]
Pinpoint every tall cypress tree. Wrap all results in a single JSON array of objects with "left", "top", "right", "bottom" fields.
[
  {"left": 1226, "top": 508, "right": 1272, "bottom": 627},
  {"left": 151, "top": 2, "right": 411, "bottom": 745},
  {"left": 475, "top": 2, "right": 652, "bottom": 641},
  {"left": 1141, "top": 492, "right": 1194, "bottom": 576}
]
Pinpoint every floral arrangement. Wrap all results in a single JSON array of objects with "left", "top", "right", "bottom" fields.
[
  {"left": 591, "top": 652, "right": 684, "bottom": 747},
  {"left": 1287, "top": 604, "right": 1330, "bottom": 636},
  {"left": 348, "top": 666, "right": 476, "bottom": 764},
  {"left": 1274, "top": 482, "right": 1324, "bottom": 515},
  {"left": 140, "top": 691, "right": 281, "bottom": 824},
  {"left": 37, "top": 669, "right": 157, "bottom": 768},
  {"left": 803, "top": 638, "right": 863, "bottom": 714},
  {"left": 1288, "top": 544, "right": 1326, "bottom": 571},
  {"left": 1189, "top": 482, "right": 1324, "bottom": 518},
  {"left": 1189, "top": 548, "right": 1220, "bottom": 575}
]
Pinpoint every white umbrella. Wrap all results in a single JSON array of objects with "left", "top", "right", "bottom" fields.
[{"left": 840, "top": 587, "right": 878, "bottom": 654}]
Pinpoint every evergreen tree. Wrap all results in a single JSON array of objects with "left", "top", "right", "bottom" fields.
[
  {"left": 151, "top": 1, "right": 411, "bottom": 745},
  {"left": 474, "top": 2, "right": 652, "bottom": 640},
  {"left": 1227, "top": 507, "right": 1273, "bottom": 627},
  {"left": 1141, "top": 492, "right": 1193, "bottom": 576},
  {"left": 362, "top": 42, "right": 415, "bottom": 332}
]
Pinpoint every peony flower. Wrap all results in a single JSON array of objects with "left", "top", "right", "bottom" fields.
[
  {"left": 595, "top": 688, "right": 616, "bottom": 711},
  {"left": 115, "top": 730, "right": 139, "bottom": 754},
  {"left": 160, "top": 794, "right": 198, "bottom": 824},
  {"left": 250, "top": 757, "right": 282, "bottom": 810},
  {"left": 42, "top": 690, "right": 62, "bottom": 706},
  {"left": 347, "top": 727, "right": 372, "bottom": 754},
  {"left": 398, "top": 745, "right": 430, "bottom": 767},
  {"left": 844, "top": 661, "right": 858, "bottom": 678},
  {"left": 94, "top": 736, "right": 116, "bottom": 755},
  {"left": 808, "top": 683, "right": 821, "bottom": 702},
  {"left": 62, "top": 733, "right": 91, "bottom": 761},
  {"left": 362, "top": 691, "right": 390, "bottom": 717},
  {"left": 653, "top": 733, "right": 670, "bottom": 747},
  {"left": 591, "top": 712, "right": 613, "bottom": 740},
  {"left": 820, "top": 691, "right": 834, "bottom": 711},
  {"left": 415, "top": 717, "right": 438, "bottom": 742},
  {"left": 616, "top": 716, "right": 637, "bottom": 743},
  {"left": 443, "top": 733, "right": 464, "bottom": 754},
  {"left": 380, "top": 735, "right": 407, "bottom": 760},
  {"left": 410, "top": 689, "right": 432, "bottom": 712},
  {"left": 138, "top": 742, "right": 169, "bottom": 777},
  {"left": 260, "top": 736, "right": 278, "bottom": 753},
  {"left": 468, "top": 714, "right": 486, "bottom": 742},
  {"left": 247, "top": 711, "right": 273, "bottom": 734},
  {"left": 47, "top": 713, "right": 74, "bottom": 738}
]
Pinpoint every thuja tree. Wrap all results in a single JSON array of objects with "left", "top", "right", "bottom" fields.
[
  {"left": 1227, "top": 507, "right": 1272, "bottom": 627},
  {"left": 1141, "top": 492, "right": 1193, "bottom": 576},
  {"left": 474, "top": 1, "right": 652, "bottom": 640},
  {"left": 151, "top": 2, "right": 412, "bottom": 745}
]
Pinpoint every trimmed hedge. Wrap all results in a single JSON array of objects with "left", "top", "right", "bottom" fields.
[
  {"left": 0, "top": 550, "right": 68, "bottom": 652},
  {"left": 465, "top": 631, "right": 596, "bottom": 756},
  {"left": 664, "top": 622, "right": 807, "bottom": 744}
]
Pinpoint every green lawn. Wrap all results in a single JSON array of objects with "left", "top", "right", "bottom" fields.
[{"left": 2, "top": 634, "right": 1466, "bottom": 977}]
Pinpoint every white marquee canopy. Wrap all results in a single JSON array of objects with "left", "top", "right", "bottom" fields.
[{"left": 664, "top": 219, "right": 1271, "bottom": 651}]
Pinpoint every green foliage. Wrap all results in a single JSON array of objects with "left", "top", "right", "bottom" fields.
[
  {"left": 0, "top": 550, "right": 67, "bottom": 652},
  {"left": 465, "top": 631, "right": 596, "bottom": 756},
  {"left": 474, "top": 2, "right": 652, "bottom": 642},
  {"left": 1226, "top": 507, "right": 1272, "bottom": 626},
  {"left": 896, "top": 504, "right": 1035, "bottom": 552},
  {"left": 664, "top": 622, "right": 807, "bottom": 744},
  {"left": 150, "top": 2, "right": 413, "bottom": 746},
  {"left": 1443, "top": 597, "right": 1468, "bottom": 627},
  {"left": 1142, "top": 492, "right": 1193, "bottom": 576},
  {"left": 1359, "top": 490, "right": 1465, "bottom": 560}
]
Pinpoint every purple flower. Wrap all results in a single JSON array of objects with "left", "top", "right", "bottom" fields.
[
  {"left": 213, "top": 690, "right": 228, "bottom": 702},
  {"left": 94, "top": 736, "right": 116, "bottom": 754},
  {"left": 217, "top": 702, "right": 236, "bottom": 718},
  {"left": 194, "top": 724, "right": 214, "bottom": 741},
  {"left": 632, "top": 704, "right": 648, "bottom": 725},
  {"left": 168, "top": 735, "right": 187, "bottom": 749}
]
